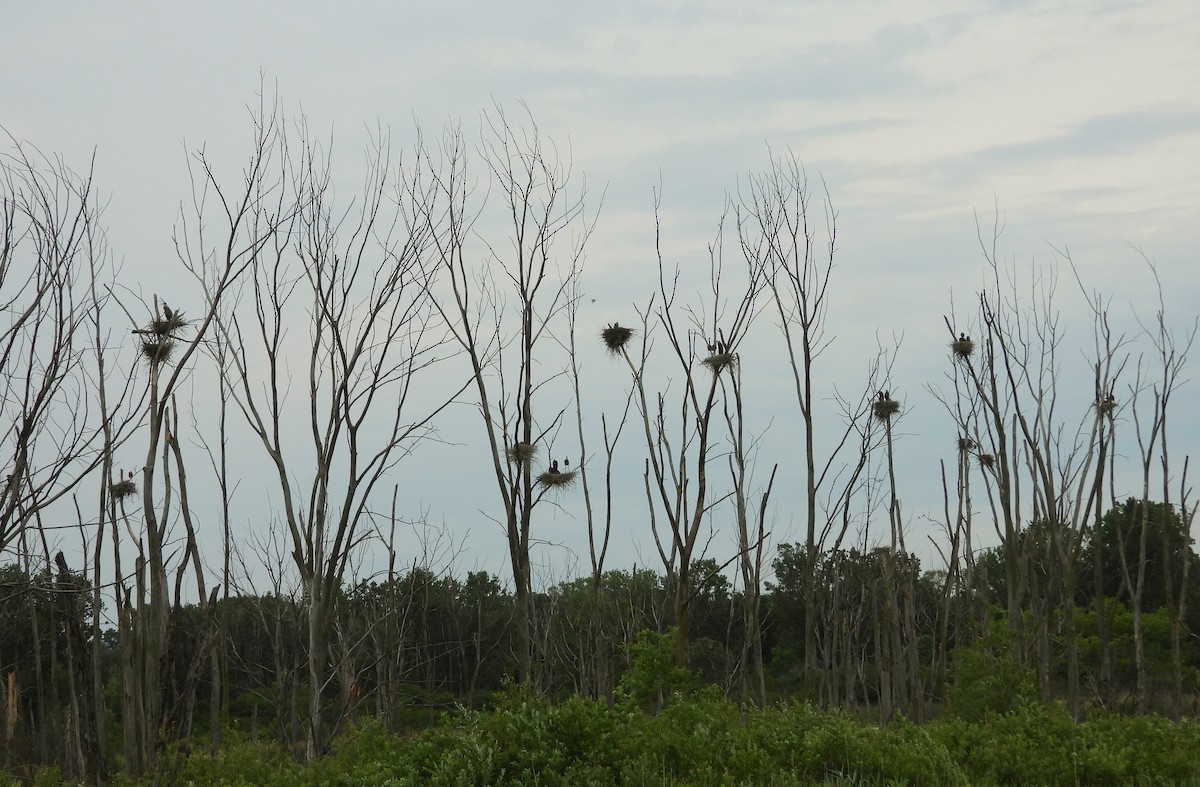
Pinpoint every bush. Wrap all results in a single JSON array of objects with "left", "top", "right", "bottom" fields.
[
  {"left": 166, "top": 739, "right": 303, "bottom": 786},
  {"left": 948, "top": 646, "right": 1037, "bottom": 721},
  {"left": 22, "top": 685, "right": 1200, "bottom": 786},
  {"left": 615, "top": 628, "right": 693, "bottom": 711}
]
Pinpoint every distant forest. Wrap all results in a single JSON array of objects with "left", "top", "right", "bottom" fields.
[{"left": 2, "top": 99, "right": 1196, "bottom": 784}]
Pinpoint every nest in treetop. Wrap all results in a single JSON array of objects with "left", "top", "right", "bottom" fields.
[
  {"left": 148, "top": 312, "right": 188, "bottom": 337},
  {"left": 702, "top": 352, "right": 736, "bottom": 373},
  {"left": 110, "top": 478, "right": 137, "bottom": 500},
  {"left": 958, "top": 436, "right": 976, "bottom": 453},
  {"left": 978, "top": 453, "right": 996, "bottom": 469},
  {"left": 951, "top": 338, "right": 976, "bottom": 359},
  {"left": 140, "top": 338, "right": 176, "bottom": 366},
  {"left": 506, "top": 442, "right": 537, "bottom": 465},
  {"left": 600, "top": 324, "right": 634, "bottom": 355},
  {"left": 872, "top": 397, "right": 900, "bottom": 421},
  {"left": 537, "top": 469, "right": 578, "bottom": 489},
  {"left": 1095, "top": 396, "right": 1117, "bottom": 417}
]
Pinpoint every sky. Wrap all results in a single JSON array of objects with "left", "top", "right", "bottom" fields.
[{"left": 4, "top": 1, "right": 1199, "bottom": 597}]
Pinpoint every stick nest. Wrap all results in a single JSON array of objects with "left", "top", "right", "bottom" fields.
[
  {"left": 978, "top": 453, "right": 996, "bottom": 469},
  {"left": 872, "top": 397, "right": 900, "bottom": 421},
  {"left": 148, "top": 312, "right": 188, "bottom": 337},
  {"left": 957, "top": 436, "right": 976, "bottom": 453},
  {"left": 506, "top": 442, "right": 537, "bottom": 465},
  {"left": 600, "top": 324, "right": 634, "bottom": 355},
  {"left": 951, "top": 338, "right": 976, "bottom": 359},
  {"left": 140, "top": 338, "right": 176, "bottom": 366},
  {"left": 110, "top": 478, "right": 138, "bottom": 500},
  {"left": 1095, "top": 396, "right": 1117, "bottom": 417},
  {"left": 537, "top": 469, "right": 578, "bottom": 489},
  {"left": 702, "top": 352, "right": 737, "bottom": 373}
]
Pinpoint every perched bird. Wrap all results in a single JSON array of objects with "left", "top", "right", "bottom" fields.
[
  {"left": 563, "top": 457, "right": 570, "bottom": 468},
  {"left": 550, "top": 459, "right": 560, "bottom": 473},
  {"left": 163, "top": 303, "right": 175, "bottom": 321}
]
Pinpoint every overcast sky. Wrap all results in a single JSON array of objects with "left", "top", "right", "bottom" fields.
[{"left": 4, "top": 1, "right": 1199, "bottom": 592}]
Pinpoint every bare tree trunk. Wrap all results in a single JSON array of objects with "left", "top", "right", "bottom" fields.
[{"left": 53, "top": 554, "right": 103, "bottom": 783}]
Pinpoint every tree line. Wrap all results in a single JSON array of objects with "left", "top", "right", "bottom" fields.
[{"left": 1, "top": 95, "right": 1196, "bottom": 783}]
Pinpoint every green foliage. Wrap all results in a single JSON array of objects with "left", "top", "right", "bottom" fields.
[
  {"left": 615, "top": 628, "right": 693, "bottom": 710},
  {"left": 161, "top": 739, "right": 303, "bottom": 786},
  {"left": 947, "top": 646, "right": 1037, "bottom": 721},
  {"left": 930, "top": 700, "right": 1200, "bottom": 785},
  {"left": 1082, "top": 498, "right": 1199, "bottom": 613},
  {"left": 19, "top": 690, "right": 1200, "bottom": 786}
]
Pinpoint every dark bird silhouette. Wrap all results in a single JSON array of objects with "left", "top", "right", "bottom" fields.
[
  {"left": 550, "top": 459, "right": 560, "bottom": 473},
  {"left": 959, "top": 332, "right": 966, "bottom": 341},
  {"left": 163, "top": 303, "right": 175, "bottom": 321},
  {"left": 877, "top": 391, "right": 885, "bottom": 401},
  {"left": 883, "top": 390, "right": 890, "bottom": 400},
  {"left": 707, "top": 340, "right": 717, "bottom": 353},
  {"left": 563, "top": 457, "right": 570, "bottom": 468}
]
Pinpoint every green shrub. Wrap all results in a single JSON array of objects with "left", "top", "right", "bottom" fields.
[
  {"left": 616, "top": 628, "right": 693, "bottom": 711},
  {"left": 167, "top": 739, "right": 303, "bottom": 786},
  {"left": 20, "top": 684, "right": 1200, "bottom": 786},
  {"left": 948, "top": 646, "right": 1037, "bottom": 721}
]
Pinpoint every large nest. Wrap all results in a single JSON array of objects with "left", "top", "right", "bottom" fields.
[
  {"left": 110, "top": 478, "right": 138, "bottom": 500},
  {"left": 951, "top": 338, "right": 976, "bottom": 360},
  {"left": 1095, "top": 395, "right": 1117, "bottom": 418},
  {"left": 506, "top": 442, "right": 537, "bottom": 465},
  {"left": 600, "top": 323, "right": 634, "bottom": 355},
  {"left": 141, "top": 338, "right": 176, "bottom": 366},
  {"left": 872, "top": 397, "right": 900, "bottom": 421},
  {"left": 537, "top": 469, "right": 578, "bottom": 489},
  {"left": 978, "top": 453, "right": 996, "bottom": 469},
  {"left": 702, "top": 352, "right": 737, "bottom": 373},
  {"left": 148, "top": 309, "right": 188, "bottom": 337},
  {"left": 957, "top": 436, "right": 976, "bottom": 453}
]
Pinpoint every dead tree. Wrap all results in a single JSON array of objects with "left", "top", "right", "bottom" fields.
[
  {"left": 745, "top": 152, "right": 870, "bottom": 701},
  {"left": 209, "top": 116, "right": 457, "bottom": 759},
  {"left": 1120, "top": 259, "right": 1195, "bottom": 715},
  {"left": 0, "top": 140, "right": 122, "bottom": 555},
  {"left": 621, "top": 196, "right": 766, "bottom": 669},
  {"left": 417, "top": 108, "right": 597, "bottom": 687}
]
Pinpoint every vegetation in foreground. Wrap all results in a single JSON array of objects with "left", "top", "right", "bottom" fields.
[
  {"left": 19, "top": 690, "right": 1200, "bottom": 786},
  {"left": 8, "top": 639, "right": 1200, "bottom": 786}
]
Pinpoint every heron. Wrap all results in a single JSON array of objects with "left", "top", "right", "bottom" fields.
[
  {"left": 163, "top": 303, "right": 175, "bottom": 321},
  {"left": 550, "top": 459, "right": 560, "bottom": 473}
]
